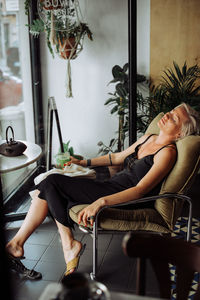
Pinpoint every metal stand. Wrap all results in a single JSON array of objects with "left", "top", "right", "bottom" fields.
[{"left": 46, "top": 97, "right": 64, "bottom": 171}]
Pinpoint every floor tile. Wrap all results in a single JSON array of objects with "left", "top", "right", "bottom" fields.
[
  {"left": 5, "top": 175, "right": 200, "bottom": 299},
  {"left": 26, "top": 230, "right": 57, "bottom": 246},
  {"left": 35, "top": 261, "right": 66, "bottom": 281},
  {"left": 79, "top": 248, "right": 105, "bottom": 266},
  {"left": 24, "top": 244, "right": 47, "bottom": 261},
  {"left": 40, "top": 245, "right": 65, "bottom": 264},
  {"left": 97, "top": 250, "right": 134, "bottom": 290},
  {"left": 15, "top": 280, "right": 53, "bottom": 300},
  {"left": 20, "top": 259, "right": 38, "bottom": 271},
  {"left": 81, "top": 233, "right": 112, "bottom": 251}
]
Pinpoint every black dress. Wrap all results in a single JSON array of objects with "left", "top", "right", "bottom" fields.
[{"left": 34, "top": 135, "right": 174, "bottom": 227}]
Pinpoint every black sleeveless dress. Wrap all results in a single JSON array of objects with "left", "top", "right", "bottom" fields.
[{"left": 34, "top": 135, "right": 175, "bottom": 227}]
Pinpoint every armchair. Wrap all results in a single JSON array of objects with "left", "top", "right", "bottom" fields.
[{"left": 69, "top": 113, "right": 200, "bottom": 279}]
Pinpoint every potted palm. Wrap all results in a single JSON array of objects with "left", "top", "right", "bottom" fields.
[{"left": 138, "top": 61, "right": 200, "bottom": 134}]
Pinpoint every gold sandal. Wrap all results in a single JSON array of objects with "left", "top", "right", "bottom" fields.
[{"left": 64, "top": 244, "right": 86, "bottom": 277}]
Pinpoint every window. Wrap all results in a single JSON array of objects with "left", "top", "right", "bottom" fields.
[{"left": 0, "top": 0, "right": 35, "bottom": 201}]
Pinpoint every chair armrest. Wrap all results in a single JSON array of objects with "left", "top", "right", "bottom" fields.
[
  {"left": 94, "top": 193, "right": 192, "bottom": 241},
  {"left": 96, "top": 193, "right": 191, "bottom": 215}
]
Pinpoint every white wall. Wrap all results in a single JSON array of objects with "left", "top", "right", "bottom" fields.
[
  {"left": 40, "top": 0, "right": 128, "bottom": 160},
  {"left": 40, "top": 0, "right": 150, "bottom": 161}
]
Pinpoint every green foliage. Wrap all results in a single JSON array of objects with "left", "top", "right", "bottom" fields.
[
  {"left": 98, "top": 61, "right": 200, "bottom": 154},
  {"left": 156, "top": 61, "right": 200, "bottom": 112},
  {"left": 27, "top": 19, "right": 45, "bottom": 37},
  {"left": 24, "top": 2, "right": 93, "bottom": 58},
  {"left": 98, "top": 64, "right": 148, "bottom": 154},
  {"left": 101, "top": 63, "right": 129, "bottom": 154},
  {"left": 24, "top": 0, "right": 30, "bottom": 15},
  {"left": 58, "top": 140, "right": 74, "bottom": 156},
  {"left": 137, "top": 61, "right": 200, "bottom": 134}
]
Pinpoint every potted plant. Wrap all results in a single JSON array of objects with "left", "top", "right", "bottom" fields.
[
  {"left": 25, "top": 1, "right": 93, "bottom": 59},
  {"left": 98, "top": 63, "right": 129, "bottom": 155},
  {"left": 98, "top": 61, "right": 200, "bottom": 154},
  {"left": 55, "top": 140, "right": 83, "bottom": 169},
  {"left": 98, "top": 64, "right": 146, "bottom": 155},
  {"left": 137, "top": 61, "right": 200, "bottom": 134},
  {"left": 25, "top": 0, "right": 93, "bottom": 97}
]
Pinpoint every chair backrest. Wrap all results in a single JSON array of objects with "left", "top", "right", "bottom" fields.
[
  {"left": 146, "top": 113, "right": 200, "bottom": 230},
  {"left": 122, "top": 232, "right": 200, "bottom": 300}
]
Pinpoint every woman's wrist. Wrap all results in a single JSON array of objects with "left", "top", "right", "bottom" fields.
[
  {"left": 80, "top": 159, "right": 87, "bottom": 167},
  {"left": 97, "top": 197, "right": 107, "bottom": 208}
]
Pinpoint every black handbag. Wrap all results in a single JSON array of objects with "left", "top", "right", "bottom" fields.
[{"left": 0, "top": 126, "right": 27, "bottom": 157}]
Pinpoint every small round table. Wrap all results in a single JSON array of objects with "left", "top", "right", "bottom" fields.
[
  {"left": 0, "top": 141, "right": 42, "bottom": 173},
  {"left": 0, "top": 141, "right": 42, "bottom": 222}
]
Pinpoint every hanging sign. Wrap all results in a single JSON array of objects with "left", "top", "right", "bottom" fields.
[
  {"left": 37, "top": 0, "right": 78, "bottom": 31},
  {"left": 5, "top": 0, "right": 19, "bottom": 11}
]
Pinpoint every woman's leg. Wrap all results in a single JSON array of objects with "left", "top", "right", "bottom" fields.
[
  {"left": 6, "top": 189, "right": 82, "bottom": 275},
  {"left": 55, "top": 220, "right": 82, "bottom": 274},
  {"left": 6, "top": 190, "right": 48, "bottom": 258}
]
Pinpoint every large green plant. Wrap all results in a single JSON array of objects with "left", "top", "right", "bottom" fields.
[
  {"left": 98, "top": 61, "right": 200, "bottom": 152},
  {"left": 98, "top": 64, "right": 146, "bottom": 154},
  {"left": 137, "top": 61, "right": 200, "bottom": 134},
  {"left": 98, "top": 64, "right": 129, "bottom": 154}
]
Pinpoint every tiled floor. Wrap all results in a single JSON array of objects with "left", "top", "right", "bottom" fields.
[
  {"left": 5, "top": 198, "right": 159, "bottom": 300},
  {"left": 5, "top": 174, "right": 200, "bottom": 300}
]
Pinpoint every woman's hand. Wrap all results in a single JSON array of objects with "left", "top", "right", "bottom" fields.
[
  {"left": 78, "top": 198, "right": 105, "bottom": 227},
  {"left": 65, "top": 156, "right": 82, "bottom": 166}
]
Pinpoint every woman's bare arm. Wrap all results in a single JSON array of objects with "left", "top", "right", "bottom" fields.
[{"left": 69, "top": 134, "right": 150, "bottom": 167}]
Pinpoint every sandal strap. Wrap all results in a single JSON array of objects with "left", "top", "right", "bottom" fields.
[{"left": 65, "top": 257, "right": 79, "bottom": 276}]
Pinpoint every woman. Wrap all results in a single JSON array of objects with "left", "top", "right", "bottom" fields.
[{"left": 6, "top": 103, "right": 200, "bottom": 279}]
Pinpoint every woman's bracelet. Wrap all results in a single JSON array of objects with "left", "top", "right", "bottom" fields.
[
  {"left": 109, "top": 153, "right": 113, "bottom": 166},
  {"left": 86, "top": 159, "right": 91, "bottom": 167}
]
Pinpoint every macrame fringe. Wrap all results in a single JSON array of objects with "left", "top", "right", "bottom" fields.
[
  {"left": 66, "top": 59, "right": 73, "bottom": 98},
  {"left": 49, "top": 11, "right": 56, "bottom": 45},
  {"left": 47, "top": 1, "right": 86, "bottom": 98}
]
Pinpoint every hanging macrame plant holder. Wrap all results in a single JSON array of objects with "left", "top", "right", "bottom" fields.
[{"left": 48, "top": 0, "right": 86, "bottom": 98}]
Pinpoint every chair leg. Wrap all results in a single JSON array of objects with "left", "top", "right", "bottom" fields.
[
  {"left": 186, "top": 198, "right": 192, "bottom": 241},
  {"left": 90, "top": 221, "right": 98, "bottom": 280},
  {"left": 136, "top": 257, "right": 146, "bottom": 296}
]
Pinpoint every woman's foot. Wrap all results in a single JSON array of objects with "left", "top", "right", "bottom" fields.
[
  {"left": 63, "top": 240, "right": 84, "bottom": 275},
  {"left": 6, "top": 239, "right": 24, "bottom": 259},
  {"left": 6, "top": 239, "right": 42, "bottom": 280}
]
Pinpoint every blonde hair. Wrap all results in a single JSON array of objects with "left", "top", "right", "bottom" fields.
[{"left": 176, "top": 103, "right": 200, "bottom": 137}]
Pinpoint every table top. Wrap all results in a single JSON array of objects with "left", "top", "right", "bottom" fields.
[{"left": 0, "top": 141, "right": 42, "bottom": 173}]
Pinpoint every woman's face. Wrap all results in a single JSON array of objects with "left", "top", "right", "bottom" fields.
[{"left": 158, "top": 106, "right": 189, "bottom": 139}]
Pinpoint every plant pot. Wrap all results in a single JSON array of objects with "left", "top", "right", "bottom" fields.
[{"left": 59, "top": 37, "right": 77, "bottom": 59}]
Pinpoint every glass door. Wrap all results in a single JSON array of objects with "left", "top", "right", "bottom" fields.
[{"left": 0, "top": 0, "right": 35, "bottom": 201}]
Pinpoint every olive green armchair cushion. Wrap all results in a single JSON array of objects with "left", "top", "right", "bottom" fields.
[
  {"left": 146, "top": 113, "right": 200, "bottom": 230},
  {"left": 69, "top": 204, "right": 170, "bottom": 233},
  {"left": 69, "top": 112, "right": 200, "bottom": 233}
]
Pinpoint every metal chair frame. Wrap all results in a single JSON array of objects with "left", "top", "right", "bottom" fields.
[{"left": 79, "top": 193, "right": 192, "bottom": 280}]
